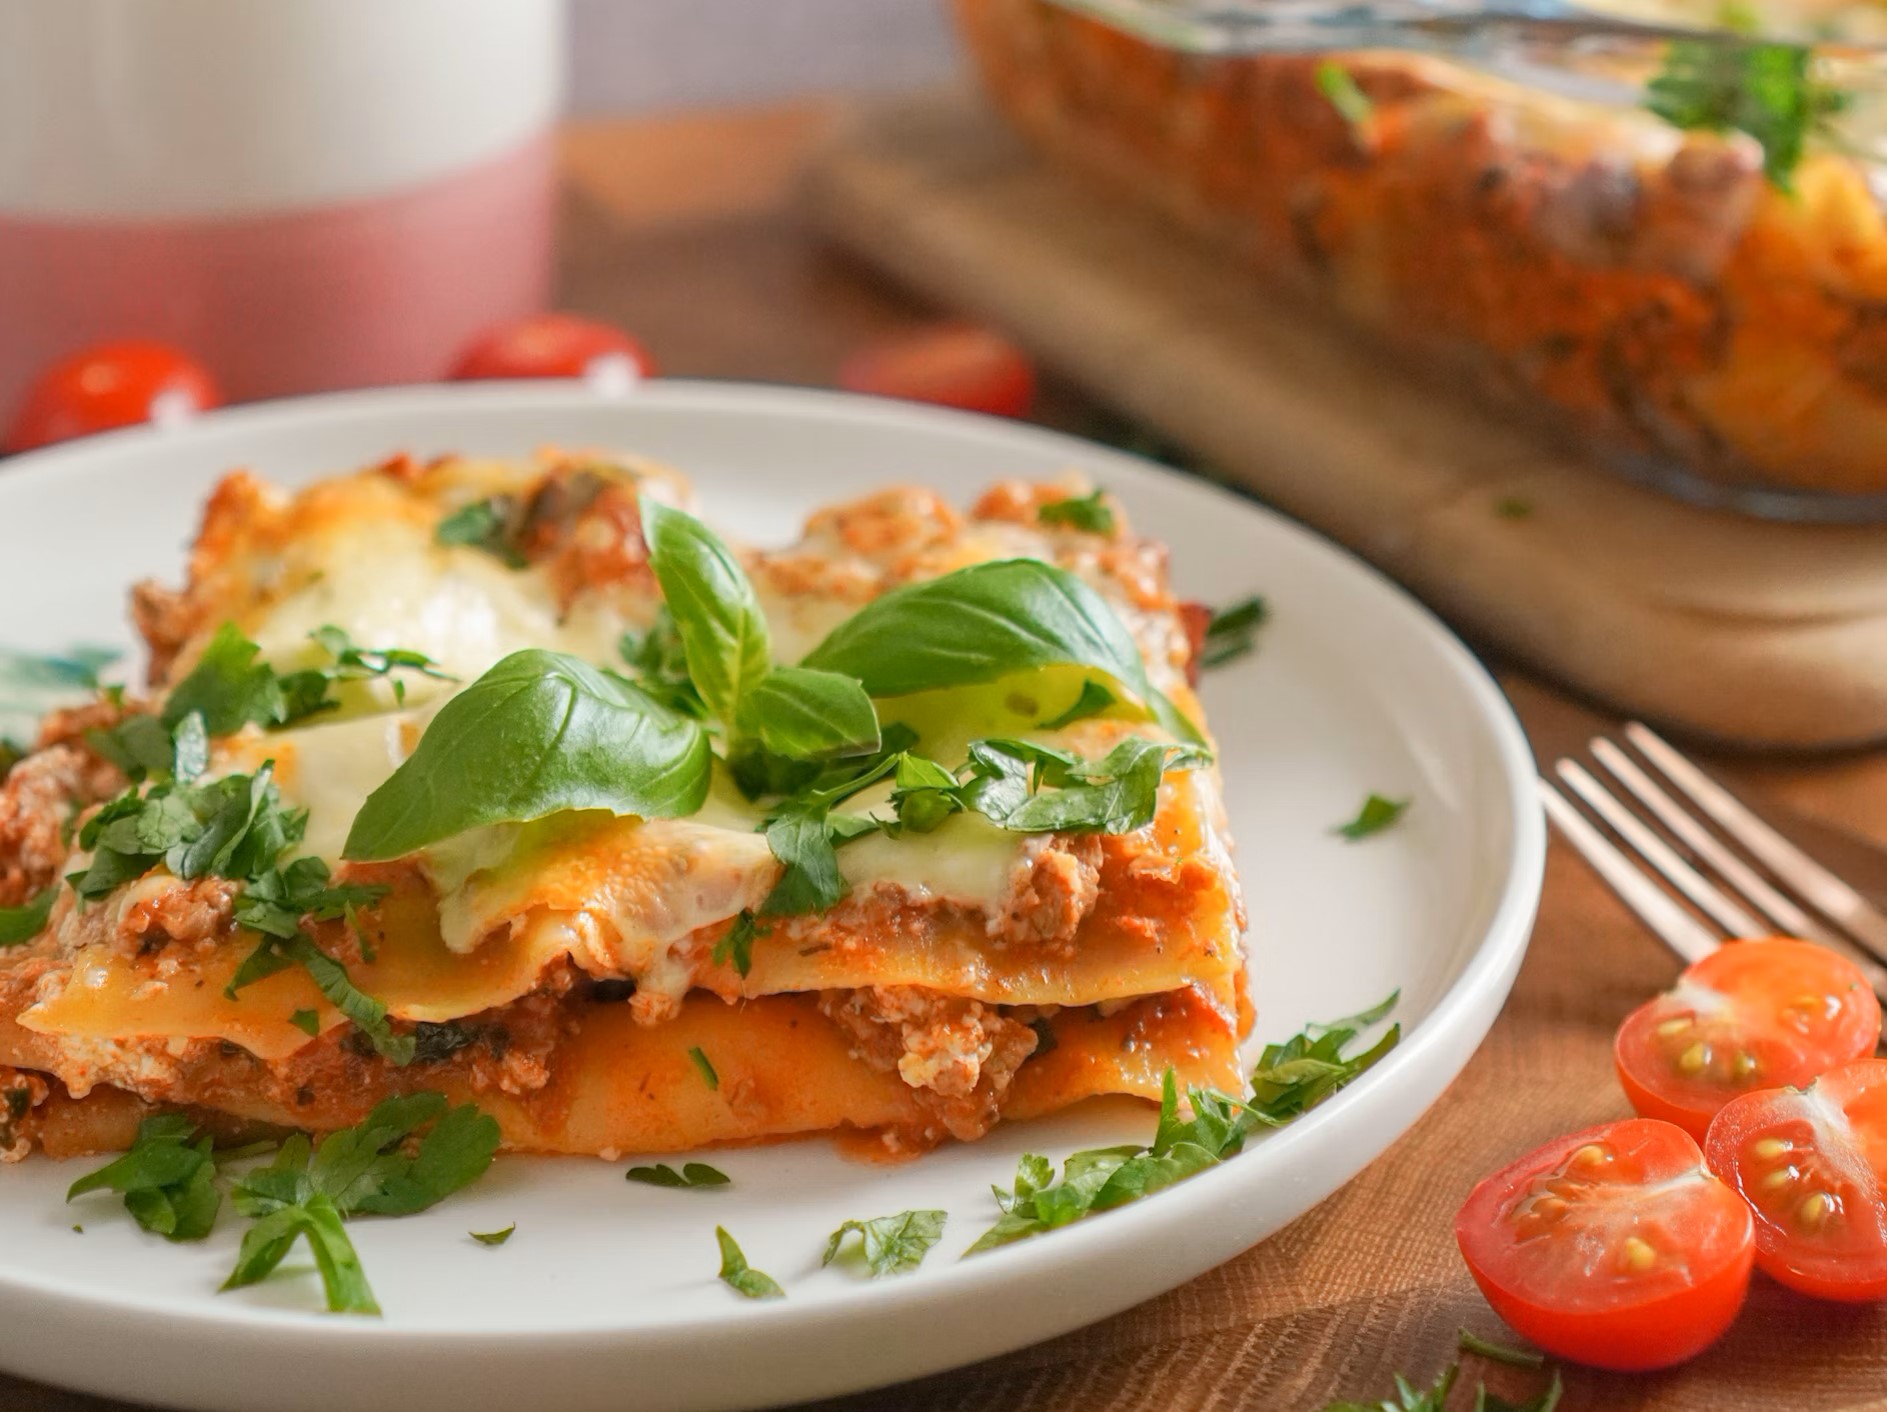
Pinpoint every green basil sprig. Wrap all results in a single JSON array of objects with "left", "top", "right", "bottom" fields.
[
  {"left": 800, "top": 559, "right": 1203, "bottom": 743},
  {"left": 342, "top": 649, "right": 710, "bottom": 861},
  {"left": 638, "top": 498, "right": 879, "bottom": 766}
]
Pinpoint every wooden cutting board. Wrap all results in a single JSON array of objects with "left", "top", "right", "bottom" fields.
[{"left": 802, "top": 94, "right": 1887, "bottom": 752}]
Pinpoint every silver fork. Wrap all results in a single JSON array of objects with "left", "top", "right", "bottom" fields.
[{"left": 1540, "top": 721, "right": 1887, "bottom": 1007}]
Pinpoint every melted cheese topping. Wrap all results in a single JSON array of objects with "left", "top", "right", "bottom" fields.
[{"left": 24, "top": 456, "right": 1238, "bottom": 1054}]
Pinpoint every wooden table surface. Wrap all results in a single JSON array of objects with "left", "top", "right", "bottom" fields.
[{"left": 14, "top": 103, "right": 1887, "bottom": 1412}]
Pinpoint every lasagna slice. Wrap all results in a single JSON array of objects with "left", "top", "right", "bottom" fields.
[{"left": 0, "top": 449, "right": 1249, "bottom": 1161}]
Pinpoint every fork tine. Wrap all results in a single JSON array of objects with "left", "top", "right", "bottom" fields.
[
  {"left": 1626, "top": 722, "right": 1887, "bottom": 966},
  {"left": 1555, "top": 760, "right": 1765, "bottom": 938},
  {"left": 1538, "top": 779, "right": 1720, "bottom": 966},
  {"left": 1589, "top": 737, "right": 1839, "bottom": 946}
]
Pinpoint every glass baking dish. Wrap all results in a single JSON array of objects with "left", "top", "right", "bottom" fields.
[{"left": 953, "top": 0, "right": 1887, "bottom": 519}]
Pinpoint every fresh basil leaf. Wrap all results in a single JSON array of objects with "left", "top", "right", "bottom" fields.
[
  {"left": 1201, "top": 596, "right": 1267, "bottom": 670},
  {"left": 715, "top": 1226, "right": 783, "bottom": 1299},
  {"left": 343, "top": 649, "right": 711, "bottom": 860},
  {"left": 68, "top": 1115, "right": 221, "bottom": 1242},
  {"left": 737, "top": 666, "right": 880, "bottom": 763},
  {"left": 1333, "top": 793, "right": 1410, "bottom": 841},
  {"left": 639, "top": 498, "right": 774, "bottom": 733},
  {"left": 1037, "top": 490, "right": 1115, "bottom": 535},
  {"left": 0, "top": 888, "right": 54, "bottom": 947},
  {"left": 436, "top": 496, "right": 526, "bottom": 568},
  {"left": 688, "top": 1046, "right": 720, "bottom": 1091},
  {"left": 822, "top": 1210, "right": 946, "bottom": 1277},
  {"left": 625, "top": 1161, "right": 730, "bottom": 1189},
  {"left": 711, "top": 909, "right": 765, "bottom": 977},
  {"left": 1039, "top": 680, "right": 1117, "bottom": 730},
  {"left": 801, "top": 560, "right": 1193, "bottom": 734},
  {"left": 471, "top": 1225, "right": 515, "bottom": 1246}
]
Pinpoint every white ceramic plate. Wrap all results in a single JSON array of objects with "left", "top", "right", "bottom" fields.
[{"left": 0, "top": 383, "right": 1543, "bottom": 1412}]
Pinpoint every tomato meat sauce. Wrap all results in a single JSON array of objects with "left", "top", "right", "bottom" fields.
[{"left": 1456, "top": 1118, "right": 1754, "bottom": 1370}]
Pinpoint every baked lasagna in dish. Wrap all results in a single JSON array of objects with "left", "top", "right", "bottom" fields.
[{"left": 0, "top": 449, "right": 1248, "bottom": 1162}]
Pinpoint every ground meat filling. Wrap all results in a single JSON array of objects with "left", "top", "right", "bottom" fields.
[
  {"left": 996, "top": 833, "right": 1103, "bottom": 951},
  {"left": 0, "top": 744, "right": 124, "bottom": 908},
  {"left": 820, "top": 985, "right": 1038, "bottom": 1142}
]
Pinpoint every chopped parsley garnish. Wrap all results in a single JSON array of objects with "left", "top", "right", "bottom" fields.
[
  {"left": 1494, "top": 496, "right": 1533, "bottom": 521},
  {"left": 1333, "top": 793, "right": 1410, "bottom": 841},
  {"left": 967, "top": 995, "right": 1399, "bottom": 1253},
  {"left": 1645, "top": 38, "right": 1844, "bottom": 190},
  {"left": 625, "top": 1161, "right": 730, "bottom": 1189},
  {"left": 619, "top": 609, "right": 708, "bottom": 720},
  {"left": 711, "top": 909, "right": 766, "bottom": 977},
  {"left": 688, "top": 1046, "right": 720, "bottom": 1091},
  {"left": 1315, "top": 60, "right": 1374, "bottom": 128},
  {"left": 435, "top": 496, "right": 527, "bottom": 568},
  {"left": 1200, "top": 596, "right": 1267, "bottom": 670},
  {"left": 0, "top": 887, "right": 54, "bottom": 947},
  {"left": 470, "top": 1225, "right": 516, "bottom": 1246},
  {"left": 224, "top": 1093, "right": 500, "bottom": 1314},
  {"left": 67, "top": 760, "right": 307, "bottom": 902},
  {"left": 1037, "top": 489, "right": 1115, "bottom": 535},
  {"left": 715, "top": 1226, "right": 784, "bottom": 1300},
  {"left": 152, "top": 621, "right": 450, "bottom": 743},
  {"left": 67, "top": 1114, "right": 220, "bottom": 1242},
  {"left": 823, "top": 1210, "right": 947, "bottom": 1277},
  {"left": 288, "top": 1009, "right": 320, "bottom": 1037},
  {"left": 228, "top": 930, "right": 412, "bottom": 1064}
]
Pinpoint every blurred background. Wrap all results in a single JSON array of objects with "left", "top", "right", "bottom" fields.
[{"left": 566, "top": 1, "right": 954, "bottom": 112}]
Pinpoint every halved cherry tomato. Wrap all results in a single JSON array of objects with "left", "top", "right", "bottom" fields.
[
  {"left": 450, "top": 313, "right": 656, "bottom": 382},
  {"left": 837, "top": 324, "right": 1036, "bottom": 419},
  {"left": 5, "top": 340, "right": 222, "bottom": 453},
  {"left": 1456, "top": 1118, "right": 1754, "bottom": 1370},
  {"left": 1615, "top": 937, "right": 1881, "bottom": 1142},
  {"left": 1706, "top": 1057, "right": 1887, "bottom": 1302}
]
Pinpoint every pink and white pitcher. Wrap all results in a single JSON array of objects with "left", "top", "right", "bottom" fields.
[{"left": 0, "top": 0, "right": 565, "bottom": 422}]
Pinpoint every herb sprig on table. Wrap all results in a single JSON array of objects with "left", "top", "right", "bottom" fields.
[{"left": 1322, "top": 1330, "right": 1560, "bottom": 1411}]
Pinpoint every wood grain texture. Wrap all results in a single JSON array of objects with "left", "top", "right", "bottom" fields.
[
  {"left": 802, "top": 94, "right": 1887, "bottom": 753},
  {"left": 9, "top": 106, "right": 1887, "bottom": 1412}
]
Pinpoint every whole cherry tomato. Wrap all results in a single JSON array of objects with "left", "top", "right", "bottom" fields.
[
  {"left": 1615, "top": 937, "right": 1881, "bottom": 1141},
  {"left": 837, "top": 324, "right": 1036, "bottom": 419},
  {"left": 1456, "top": 1118, "right": 1754, "bottom": 1370},
  {"left": 1707, "top": 1057, "right": 1887, "bottom": 1302},
  {"left": 5, "top": 340, "right": 222, "bottom": 453},
  {"left": 449, "top": 313, "right": 656, "bottom": 382}
]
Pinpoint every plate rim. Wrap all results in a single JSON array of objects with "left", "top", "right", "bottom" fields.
[{"left": 0, "top": 380, "right": 1546, "bottom": 1405}]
